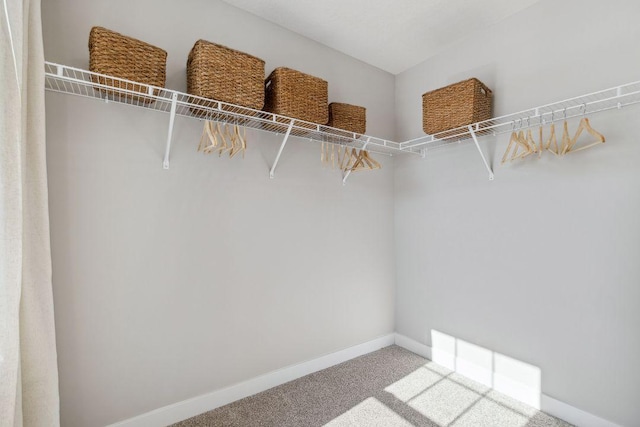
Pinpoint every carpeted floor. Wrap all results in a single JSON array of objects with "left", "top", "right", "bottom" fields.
[{"left": 172, "top": 345, "right": 572, "bottom": 427}]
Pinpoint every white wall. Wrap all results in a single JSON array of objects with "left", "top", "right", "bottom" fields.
[
  {"left": 394, "top": 0, "right": 640, "bottom": 425},
  {"left": 44, "top": 0, "right": 640, "bottom": 425},
  {"left": 42, "top": 1, "right": 397, "bottom": 425}
]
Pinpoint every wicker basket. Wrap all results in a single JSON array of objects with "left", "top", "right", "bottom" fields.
[
  {"left": 422, "top": 78, "right": 492, "bottom": 136},
  {"left": 187, "top": 40, "right": 265, "bottom": 110},
  {"left": 88, "top": 27, "right": 167, "bottom": 100},
  {"left": 264, "top": 67, "right": 328, "bottom": 125},
  {"left": 327, "top": 103, "right": 366, "bottom": 134}
]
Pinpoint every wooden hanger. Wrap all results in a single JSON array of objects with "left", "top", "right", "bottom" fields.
[
  {"left": 350, "top": 148, "right": 365, "bottom": 171},
  {"left": 361, "top": 150, "right": 374, "bottom": 169},
  {"left": 238, "top": 125, "right": 247, "bottom": 158},
  {"left": 565, "top": 117, "right": 605, "bottom": 154},
  {"left": 511, "top": 116, "right": 539, "bottom": 161},
  {"left": 209, "top": 121, "right": 220, "bottom": 153},
  {"left": 501, "top": 131, "right": 520, "bottom": 164},
  {"left": 559, "top": 117, "right": 581, "bottom": 155},
  {"left": 214, "top": 122, "right": 226, "bottom": 155},
  {"left": 243, "top": 126, "right": 247, "bottom": 157},
  {"left": 202, "top": 121, "right": 219, "bottom": 154},
  {"left": 341, "top": 146, "right": 353, "bottom": 171},
  {"left": 341, "top": 146, "right": 350, "bottom": 171},
  {"left": 331, "top": 144, "right": 336, "bottom": 169},
  {"left": 228, "top": 124, "right": 236, "bottom": 158},
  {"left": 511, "top": 130, "right": 534, "bottom": 161},
  {"left": 198, "top": 121, "right": 211, "bottom": 152},
  {"left": 351, "top": 150, "right": 382, "bottom": 171},
  {"left": 345, "top": 148, "right": 365, "bottom": 172},
  {"left": 524, "top": 129, "right": 539, "bottom": 157},
  {"left": 363, "top": 150, "right": 381, "bottom": 170},
  {"left": 559, "top": 120, "right": 570, "bottom": 155},
  {"left": 220, "top": 123, "right": 236, "bottom": 157},
  {"left": 229, "top": 125, "right": 242, "bottom": 158},
  {"left": 337, "top": 144, "right": 345, "bottom": 168},
  {"left": 323, "top": 142, "right": 335, "bottom": 168},
  {"left": 200, "top": 122, "right": 249, "bottom": 159},
  {"left": 231, "top": 124, "right": 241, "bottom": 157},
  {"left": 538, "top": 126, "right": 543, "bottom": 159},
  {"left": 198, "top": 121, "right": 206, "bottom": 152},
  {"left": 510, "top": 131, "right": 524, "bottom": 161},
  {"left": 351, "top": 149, "right": 379, "bottom": 172},
  {"left": 544, "top": 123, "right": 560, "bottom": 157}
]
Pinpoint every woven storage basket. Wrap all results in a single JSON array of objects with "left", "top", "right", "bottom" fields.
[
  {"left": 187, "top": 40, "right": 265, "bottom": 111},
  {"left": 327, "top": 103, "right": 366, "bottom": 134},
  {"left": 88, "top": 27, "right": 167, "bottom": 101},
  {"left": 422, "top": 78, "right": 492, "bottom": 135},
  {"left": 264, "top": 67, "right": 328, "bottom": 125}
]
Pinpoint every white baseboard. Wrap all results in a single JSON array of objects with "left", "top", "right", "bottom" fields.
[
  {"left": 541, "top": 394, "right": 621, "bottom": 427},
  {"left": 107, "top": 334, "right": 395, "bottom": 427},
  {"left": 394, "top": 332, "right": 432, "bottom": 359},
  {"left": 394, "top": 333, "right": 621, "bottom": 427}
]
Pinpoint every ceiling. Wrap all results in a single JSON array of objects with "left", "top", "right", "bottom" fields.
[{"left": 222, "top": 0, "right": 540, "bottom": 74}]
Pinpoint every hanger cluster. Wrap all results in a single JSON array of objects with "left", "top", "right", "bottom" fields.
[
  {"left": 501, "top": 117, "right": 605, "bottom": 164},
  {"left": 198, "top": 121, "right": 247, "bottom": 158},
  {"left": 321, "top": 142, "right": 381, "bottom": 172}
]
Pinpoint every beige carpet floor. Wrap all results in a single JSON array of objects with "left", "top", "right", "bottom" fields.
[{"left": 172, "top": 345, "right": 572, "bottom": 427}]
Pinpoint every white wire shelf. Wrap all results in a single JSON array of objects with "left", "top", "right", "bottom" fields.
[
  {"left": 45, "top": 61, "right": 640, "bottom": 181},
  {"left": 400, "top": 81, "right": 640, "bottom": 152},
  {"left": 44, "top": 62, "right": 415, "bottom": 180}
]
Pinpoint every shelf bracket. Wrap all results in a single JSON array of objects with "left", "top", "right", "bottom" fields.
[
  {"left": 468, "top": 125, "right": 494, "bottom": 181},
  {"left": 342, "top": 137, "right": 371, "bottom": 186},
  {"left": 269, "top": 120, "right": 294, "bottom": 179},
  {"left": 163, "top": 92, "right": 179, "bottom": 170}
]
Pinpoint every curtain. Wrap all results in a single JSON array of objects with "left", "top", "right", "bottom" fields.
[{"left": 1, "top": 0, "right": 60, "bottom": 425}]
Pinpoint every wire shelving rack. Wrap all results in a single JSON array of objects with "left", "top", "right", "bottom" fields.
[
  {"left": 399, "top": 80, "right": 640, "bottom": 179},
  {"left": 45, "top": 61, "right": 640, "bottom": 181},
  {"left": 44, "top": 62, "right": 415, "bottom": 181}
]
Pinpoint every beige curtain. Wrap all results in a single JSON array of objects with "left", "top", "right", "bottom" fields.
[{"left": 0, "top": 0, "right": 60, "bottom": 425}]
